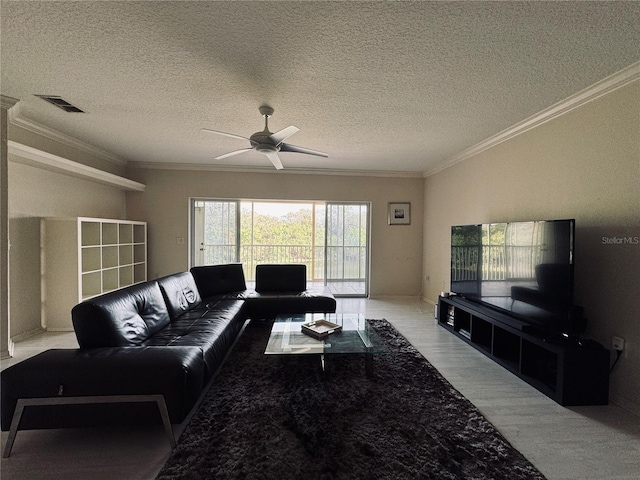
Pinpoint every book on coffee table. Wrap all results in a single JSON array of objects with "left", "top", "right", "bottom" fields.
[{"left": 301, "top": 319, "right": 342, "bottom": 340}]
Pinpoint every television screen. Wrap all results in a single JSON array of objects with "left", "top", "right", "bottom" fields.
[{"left": 450, "top": 219, "right": 575, "bottom": 334}]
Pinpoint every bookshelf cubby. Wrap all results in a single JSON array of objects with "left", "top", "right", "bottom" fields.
[
  {"left": 44, "top": 217, "right": 147, "bottom": 331},
  {"left": 437, "top": 295, "right": 609, "bottom": 406}
]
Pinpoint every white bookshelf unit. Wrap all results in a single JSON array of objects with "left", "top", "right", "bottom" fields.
[{"left": 45, "top": 217, "right": 147, "bottom": 331}]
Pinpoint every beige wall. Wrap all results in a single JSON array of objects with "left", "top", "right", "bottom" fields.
[
  {"left": 8, "top": 217, "right": 42, "bottom": 340},
  {"left": 9, "top": 162, "right": 126, "bottom": 219},
  {"left": 7, "top": 139, "right": 127, "bottom": 339},
  {"left": 126, "top": 168, "right": 424, "bottom": 296},
  {"left": 423, "top": 81, "right": 640, "bottom": 414}
]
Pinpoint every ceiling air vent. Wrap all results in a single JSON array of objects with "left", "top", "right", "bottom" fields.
[{"left": 34, "top": 95, "right": 84, "bottom": 113}]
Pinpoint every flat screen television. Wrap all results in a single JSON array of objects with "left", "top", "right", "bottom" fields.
[{"left": 450, "top": 219, "right": 577, "bottom": 335}]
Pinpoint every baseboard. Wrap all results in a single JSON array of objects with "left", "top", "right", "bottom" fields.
[
  {"left": 421, "top": 296, "right": 437, "bottom": 307},
  {"left": 368, "top": 294, "right": 423, "bottom": 300},
  {"left": 10, "top": 327, "right": 46, "bottom": 343},
  {"left": 610, "top": 393, "right": 640, "bottom": 419},
  {"left": 44, "top": 327, "right": 74, "bottom": 333}
]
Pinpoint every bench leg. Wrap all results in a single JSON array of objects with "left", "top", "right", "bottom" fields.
[
  {"left": 3, "top": 400, "right": 27, "bottom": 458},
  {"left": 3, "top": 394, "right": 175, "bottom": 458}
]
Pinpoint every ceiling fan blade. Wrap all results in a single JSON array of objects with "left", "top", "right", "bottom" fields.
[
  {"left": 201, "top": 128, "right": 248, "bottom": 142},
  {"left": 215, "top": 148, "right": 253, "bottom": 160},
  {"left": 269, "top": 126, "right": 299, "bottom": 145},
  {"left": 280, "top": 143, "right": 329, "bottom": 158},
  {"left": 264, "top": 151, "right": 284, "bottom": 170}
]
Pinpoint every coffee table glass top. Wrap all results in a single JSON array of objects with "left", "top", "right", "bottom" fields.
[{"left": 264, "top": 313, "right": 388, "bottom": 355}]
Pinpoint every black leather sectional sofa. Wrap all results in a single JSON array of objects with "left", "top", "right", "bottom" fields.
[{"left": 1, "top": 263, "right": 335, "bottom": 456}]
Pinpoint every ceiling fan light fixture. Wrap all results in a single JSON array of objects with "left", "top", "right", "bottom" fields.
[{"left": 255, "top": 144, "right": 278, "bottom": 154}]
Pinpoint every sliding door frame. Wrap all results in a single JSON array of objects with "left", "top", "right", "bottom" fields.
[{"left": 190, "top": 198, "right": 370, "bottom": 296}]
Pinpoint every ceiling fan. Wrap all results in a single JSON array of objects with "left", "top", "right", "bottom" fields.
[{"left": 201, "top": 106, "right": 328, "bottom": 170}]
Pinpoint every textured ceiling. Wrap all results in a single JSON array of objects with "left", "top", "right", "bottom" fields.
[{"left": 2, "top": 1, "right": 640, "bottom": 175}]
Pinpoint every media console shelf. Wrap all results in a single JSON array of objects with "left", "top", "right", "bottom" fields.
[{"left": 438, "top": 296, "right": 609, "bottom": 406}]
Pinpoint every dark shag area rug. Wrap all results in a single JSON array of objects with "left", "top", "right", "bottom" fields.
[{"left": 157, "top": 319, "right": 546, "bottom": 480}]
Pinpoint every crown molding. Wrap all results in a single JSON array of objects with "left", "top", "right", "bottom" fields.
[
  {"left": 8, "top": 105, "right": 128, "bottom": 167},
  {"left": 8, "top": 141, "right": 145, "bottom": 192},
  {"left": 128, "top": 161, "right": 424, "bottom": 178},
  {"left": 1, "top": 95, "right": 19, "bottom": 110},
  {"left": 424, "top": 61, "right": 640, "bottom": 177}
]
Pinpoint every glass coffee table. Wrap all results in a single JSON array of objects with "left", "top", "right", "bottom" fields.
[{"left": 264, "top": 313, "right": 387, "bottom": 376}]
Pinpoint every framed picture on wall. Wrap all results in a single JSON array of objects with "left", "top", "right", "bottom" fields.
[{"left": 388, "top": 202, "right": 411, "bottom": 225}]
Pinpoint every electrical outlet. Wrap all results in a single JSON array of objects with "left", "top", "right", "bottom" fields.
[{"left": 611, "top": 336, "right": 625, "bottom": 351}]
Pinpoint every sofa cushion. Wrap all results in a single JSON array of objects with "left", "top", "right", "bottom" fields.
[
  {"left": 255, "top": 264, "right": 306, "bottom": 292},
  {"left": 190, "top": 264, "right": 247, "bottom": 297},
  {"left": 72, "top": 281, "right": 170, "bottom": 348},
  {"left": 245, "top": 287, "right": 336, "bottom": 318},
  {"left": 157, "top": 272, "right": 202, "bottom": 320},
  {"left": 142, "top": 299, "right": 247, "bottom": 379}
]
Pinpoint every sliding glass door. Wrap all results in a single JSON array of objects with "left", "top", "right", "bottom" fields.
[
  {"left": 191, "top": 199, "right": 369, "bottom": 296},
  {"left": 239, "top": 201, "right": 316, "bottom": 282},
  {"left": 325, "top": 203, "right": 369, "bottom": 296},
  {"left": 192, "top": 200, "right": 240, "bottom": 266}
]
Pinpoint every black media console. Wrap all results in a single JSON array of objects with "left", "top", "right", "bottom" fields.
[{"left": 437, "top": 295, "right": 609, "bottom": 406}]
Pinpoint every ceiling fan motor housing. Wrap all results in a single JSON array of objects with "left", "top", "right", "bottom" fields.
[{"left": 250, "top": 130, "right": 278, "bottom": 152}]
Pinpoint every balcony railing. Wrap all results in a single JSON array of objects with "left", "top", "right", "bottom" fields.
[
  {"left": 451, "top": 245, "right": 542, "bottom": 281},
  {"left": 201, "top": 244, "right": 366, "bottom": 281}
]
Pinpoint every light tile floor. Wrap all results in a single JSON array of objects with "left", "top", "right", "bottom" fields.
[{"left": 1, "top": 297, "right": 639, "bottom": 480}]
